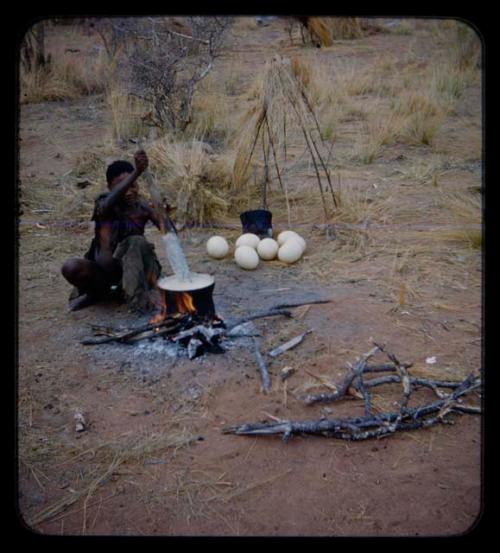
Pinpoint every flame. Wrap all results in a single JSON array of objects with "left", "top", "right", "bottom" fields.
[
  {"left": 149, "top": 293, "right": 168, "bottom": 325},
  {"left": 175, "top": 292, "right": 196, "bottom": 314},
  {"left": 149, "top": 291, "right": 196, "bottom": 324}
]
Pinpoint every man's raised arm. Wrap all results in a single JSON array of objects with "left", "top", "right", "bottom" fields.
[{"left": 99, "top": 150, "right": 148, "bottom": 212}]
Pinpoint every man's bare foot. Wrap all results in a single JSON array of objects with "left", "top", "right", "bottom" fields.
[{"left": 68, "top": 293, "right": 98, "bottom": 312}]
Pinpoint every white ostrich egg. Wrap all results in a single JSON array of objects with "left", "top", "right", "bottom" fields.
[
  {"left": 277, "top": 230, "right": 299, "bottom": 246},
  {"left": 293, "top": 234, "right": 306, "bottom": 252},
  {"left": 206, "top": 236, "right": 229, "bottom": 259},
  {"left": 235, "top": 233, "right": 260, "bottom": 249},
  {"left": 257, "top": 238, "right": 279, "bottom": 260},
  {"left": 278, "top": 238, "right": 304, "bottom": 264},
  {"left": 277, "top": 230, "right": 306, "bottom": 253},
  {"left": 234, "top": 245, "right": 260, "bottom": 270}
]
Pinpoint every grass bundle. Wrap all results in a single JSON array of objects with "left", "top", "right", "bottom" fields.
[
  {"left": 306, "top": 17, "right": 334, "bottom": 47},
  {"left": 232, "top": 55, "right": 338, "bottom": 223},
  {"left": 148, "top": 133, "right": 234, "bottom": 226},
  {"left": 328, "top": 17, "right": 364, "bottom": 40}
]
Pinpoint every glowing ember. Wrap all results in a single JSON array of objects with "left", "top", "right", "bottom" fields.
[{"left": 150, "top": 312, "right": 166, "bottom": 325}]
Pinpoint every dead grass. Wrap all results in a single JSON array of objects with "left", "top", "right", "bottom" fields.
[
  {"left": 307, "top": 18, "right": 334, "bottom": 47},
  {"left": 148, "top": 132, "right": 239, "bottom": 226},
  {"left": 190, "top": 73, "right": 235, "bottom": 148},
  {"left": 392, "top": 156, "right": 447, "bottom": 185},
  {"left": 107, "top": 86, "right": 151, "bottom": 143},
  {"left": 353, "top": 111, "right": 405, "bottom": 163},
  {"left": 327, "top": 17, "right": 364, "bottom": 41},
  {"left": 22, "top": 403, "right": 199, "bottom": 529},
  {"left": 434, "top": 187, "right": 482, "bottom": 249},
  {"left": 20, "top": 51, "right": 108, "bottom": 104}
]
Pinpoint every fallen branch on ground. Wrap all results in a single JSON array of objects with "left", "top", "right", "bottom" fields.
[
  {"left": 303, "top": 344, "right": 382, "bottom": 405},
  {"left": 222, "top": 372, "right": 481, "bottom": 442},
  {"left": 252, "top": 337, "right": 272, "bottom": 393},
  {"left": 225, "top": 309, "right": 292, "bottom": 332},
  {"left": 268, "top": 330, "right": 312, "bottom": 358},
  {"left": 271, "top": 299, "right": 332, "bottom": 310}
]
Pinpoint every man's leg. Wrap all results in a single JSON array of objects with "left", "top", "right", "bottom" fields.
[
  {"left": 61, "top": 258, "right": 118, "bottom": 311},
  {"left": 113, "top": 236, "right": 162, "bottom": 313}
]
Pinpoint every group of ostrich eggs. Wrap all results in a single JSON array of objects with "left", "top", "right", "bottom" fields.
[{"left": 206, "top": 230, "right": 306, "bottom": 270}]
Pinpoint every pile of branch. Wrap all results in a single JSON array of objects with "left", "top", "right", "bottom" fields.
[
  {"left": 222, "top": 342, "right": 482, "bottom": 442},
  {"left": 233, "top": 55, "right": 337, "bottom": 223},
  {"left": 81, "top": 299, "right": 330, "bottom": 345},
  {"left": 81, "top": 306, "right": 296, "bottom": 346},
  {"left": 80, "top": 299, "right": 330, "bottom": 364}
]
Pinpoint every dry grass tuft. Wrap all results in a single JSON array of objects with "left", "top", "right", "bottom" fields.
[
  {"left": 306, "top": 18, "right": 334, "bottom": 47},
  {"left": 435, "top": 188, "right": 482, "bottom": 249},
  {"left": 107, "top": 87, "right": 151, "bottom": 143},
  {"left": 451, "top": 20, "right": 482, "bottom": 71},
  {"left": 26, "top": 425, "right": 197, "bottom": 528},
  {"left": 328, "top": 17, "right": 364, "bottom": 40},
  {"left": 354, "top": 113, "right": 404, "bottom": 163},
  {"left": 20, "top": 51, "right": 108, "bottom": 104},
  {"left": 148, "top": 132, "right": 238, "bottom": 226}
]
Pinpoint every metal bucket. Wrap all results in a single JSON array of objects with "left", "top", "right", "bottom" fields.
[{"left": 240, "top": 209, "right": 273, "bottom": 237}]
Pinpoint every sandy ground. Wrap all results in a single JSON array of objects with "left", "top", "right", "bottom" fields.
[{"left": 17, "top": 18, "right": 483, "bottom": 537}]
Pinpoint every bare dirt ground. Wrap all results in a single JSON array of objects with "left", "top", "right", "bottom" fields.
[{"left": 17, "top": 18, "right": 483, "bottom": 537}]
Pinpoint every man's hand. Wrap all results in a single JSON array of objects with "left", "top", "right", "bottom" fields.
[{"left": 134, "top": 150, "right": 149, "bottom": 174}]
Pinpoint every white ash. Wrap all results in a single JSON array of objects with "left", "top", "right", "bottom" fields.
[
  {"left": 133, "top": 339, "right": 180, "bottom": 358},
  {"left": 226, "top": 321, "right": 258, "bottom": 337}
]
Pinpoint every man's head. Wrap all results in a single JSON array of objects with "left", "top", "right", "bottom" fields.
[{"left": 106, "top": 160, "right": 138, "bottom": 203}]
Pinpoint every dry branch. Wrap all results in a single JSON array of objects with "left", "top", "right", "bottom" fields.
[
  {"left": 222, "top": 373, "right": 481, "bottom": 442},
  {"left": 303, "top": 344, "right": 382, "bottom": 405},
  {"left": 252, "top": 337, "right": 272, "bottom": 393},
  {"left": 271, "top": 299, "right": 332, "bottom": 310},
  {"left": 81, "top": 307, "right": 292, "bottom": 348},
  {"left": 81, "top": 317, "right": 185, "bottom": 345},
  {"left": 226, "top": 309, "right": 292, "bottom": 332},
  {"left": 268, "top": 330, "right": 312, "bottom": 358}
]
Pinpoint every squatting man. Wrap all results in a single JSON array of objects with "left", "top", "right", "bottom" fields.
[{"left": 61, "top": 150, "right": 168, "bottom": 313}]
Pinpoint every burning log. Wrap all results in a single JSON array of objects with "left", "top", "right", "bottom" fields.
[
  {"left": 222, "top": 372, "right": 481, "bottom": 442},
  {"left": 80, "top": 316, "right": 185, "bottom": 345},
  {"left": 80, "top": 294, "right": 329, "bottom": 361}
]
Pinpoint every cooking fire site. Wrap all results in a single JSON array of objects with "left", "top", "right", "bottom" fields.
[{"left": 19, "top": 17, "right": 482, "bottom": 537}]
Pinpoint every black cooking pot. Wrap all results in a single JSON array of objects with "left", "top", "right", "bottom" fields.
[{"left": 240, "top": 209, "right": 273, "bottom": 237}]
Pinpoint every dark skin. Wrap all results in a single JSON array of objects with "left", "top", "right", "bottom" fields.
[{"left": 61, "top": 150, "right": 165, "bottom": 311}]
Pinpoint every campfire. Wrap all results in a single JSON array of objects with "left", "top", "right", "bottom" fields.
[
  {"left": 152, "top": 275, "right": 217, "bottom": 321},
  {"left": 148, "top": 273, "right": 226, "bottom": 359}
]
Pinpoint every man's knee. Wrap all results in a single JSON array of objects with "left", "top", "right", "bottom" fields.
[{"left": 61, "top": 258, "right": 82, "bottom": 281}]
